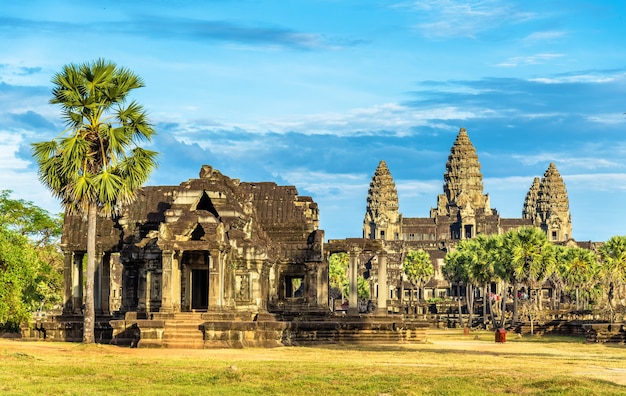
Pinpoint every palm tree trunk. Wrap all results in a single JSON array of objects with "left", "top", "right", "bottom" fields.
[
  {"left": 482, "top": 284, "right": 488, "bottom": 329},
  {"left": 83, "top": 202, "right": 97, "bottom": 344},
  {"left": 466, "top": 284, "right": 474, "bottom": 328},
  {"left": 498, "top": 281, "right": 508, "bottom": 329},
  {"left": 456, "top": 283, "right": 464, "bottom": 328},
  {"left": 512, "top": 283, "right": 519, "bottom": 325}
]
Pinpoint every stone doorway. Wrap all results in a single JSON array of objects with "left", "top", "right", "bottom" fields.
[
  {"left": 191, "top": 269, "right": 209, "bottom": 310},
  {"left": 181, "top": 251, "right": 210, "bottom": 312}
]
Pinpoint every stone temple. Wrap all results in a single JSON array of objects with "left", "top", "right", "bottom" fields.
[
  {"left": 358, "top": 128, "right": 572, "bottom": 303},
  {"left": 35, "top": 128, "right": 573, "bottom": 347}
]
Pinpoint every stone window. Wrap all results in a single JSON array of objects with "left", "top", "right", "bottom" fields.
[{"left": 285, "top": 276, "right": 304, "bottom": 298}]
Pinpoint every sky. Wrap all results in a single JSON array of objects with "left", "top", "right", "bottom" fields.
[{"left": 1, "top": 0, "right": 625, "bottom": 242}]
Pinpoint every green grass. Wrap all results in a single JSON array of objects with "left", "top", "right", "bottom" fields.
[{"left": 1, "top": 330, "right": 625, "bottom": 395}]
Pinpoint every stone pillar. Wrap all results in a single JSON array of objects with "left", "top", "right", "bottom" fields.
[
  {"left": 317, "top": 263, "right": 328, "bottom": 309},
  {"left": 377, "top": 251, "right": 388, "bottom": 315},
  {"left": 209, "top": 249, "right": 224, "bottom": 309},
  {"left": 71, "top": 252, "right": 84, "bottom": 314},
  {"left": 94, "top": 252, "right": 103, "bottom": 314},
  {"left": 348, "top": 247, "right": 360, "bottom": 315},
  {"left": 109, "top": 253, "right": 122, "bottom": 313},
  {"left": 62, "top": 251, "right": 73, "bottom": 314},
  {"left": 161, "top": 250, "right": 176, "bottom": 312},
  {"left": 100, "top": 254, "right": 111, "bottom": 315}
]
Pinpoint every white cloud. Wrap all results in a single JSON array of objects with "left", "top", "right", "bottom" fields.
[
  {"left": 0, "top": 129, "right": 60, "bottom": 214},
  {"left": 182, "top": 103, "right": 498, "bottom": 137},
  {"left": 511, "top": 153, "right": 623, "bottom": 171},
  {"left": 400, "top": 0, "right": 536, "bottom": 39},
  {"left": 587, "top": 113, "right": 626, "bottom": 125},
  {"left": 396, "top": 180, "right": 440, "bottom": 197},
  {"left": 522, "top": 30, "right": 566, "bottom": 43},
  {"left": 529, "top": 73, "right": 623, "bottom": 84},
  {"left": 566, "top": 173, "right": 626, "bottom": 191},
  {"left": 495, "top": 53, "right": 565, "bottom": 68}
]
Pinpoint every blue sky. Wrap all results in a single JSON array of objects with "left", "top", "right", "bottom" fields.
[{"left": 1, "top": 0, "right": 625, "bottom": 241}]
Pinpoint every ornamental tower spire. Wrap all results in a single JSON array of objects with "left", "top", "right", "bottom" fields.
[
  {"left": 536, "top": 162, "right": 572, "bottom": 241},
  {"left": 434, "top": 128, "right": 491, "bottom": 217},
  {"left": 363, "top": 160, "right": 401, "bottom": 240},
  {"left": 522, "top": 177, "right": 541, "bottom": 220}
]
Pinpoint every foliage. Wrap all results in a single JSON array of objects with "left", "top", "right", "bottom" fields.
[
  {"left": 356, "top": 276, "right": 370, "bottom": 300},
  {"left": 0, "top": 192, "right": 63, "bottom": 331},
  {"left": 328, "top": 252, "right": 369, "bottom": 300},
  {"left": 31, "top": 59, "right": 158, "bottom": 343},
  {"left": 329, "top": 252, "right": 348, "bottom": 296},
  {"left": 403, "top": 249, "right": 433, "bottom": 293},
  {"left": 0, "top": 190, "right": 62, "bottom": 247},
  {"left": 599, "top": 236, "right": 626, "bottom": 321}
]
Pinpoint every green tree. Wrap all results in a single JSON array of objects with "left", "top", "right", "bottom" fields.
[
  {"left": 562, "top": 246, "right": 598, "bottom": 311},
  {"left": 503, "top": 227, "right": 555, "bottom": 334},
  {"left": 0, "top": 192, "right": 63, "bottom": 331},
  {"left": 329, "top": 252, "right": 348, "bottom": 303},
  {"left": 31, "top": 59, "right": 158, "bottom": 343},
  {"left": 599, "top": 236, "right": 626, "bottom": 322},
  {"left": 356, "top": 276, "right": 370, "bottom": 301},
  {"left": 403, "top": 249, "right": 434, "bottom": 313},
  {"left": 443, "top": 250, "right": 469, "bottom": 328},
  {"left": 0, "top": 190, "right": 62, "bottom": 247}
]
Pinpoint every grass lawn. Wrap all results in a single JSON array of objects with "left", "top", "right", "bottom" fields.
[{"left": 1, "top": 329, "right": 625, "bottom": 395}]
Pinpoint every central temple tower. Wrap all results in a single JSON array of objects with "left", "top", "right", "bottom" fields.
[{"left": 432, "top": 128, "right": 493, "bottom": 239}]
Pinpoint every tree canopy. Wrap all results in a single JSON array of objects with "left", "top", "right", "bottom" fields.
[
  {"left": 0, "top": 191, "right": 62, "bottom": 331},
  {"left": 31, "top": 59, "right": 158, "bottom": 343}
]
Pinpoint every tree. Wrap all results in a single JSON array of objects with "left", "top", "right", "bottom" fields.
[
  {"left": 0, "top": 191, "right": 63, "bottom": 331},
  {"left": 329, "top": 252, "right": 349, "bottom": 304},
  {"left": 443, "top": 250, "right": 469, "bottom": 328},
  {"left": 504, "top": 227, "right": 555, "bottom": 335},
  {"left": 403, "top": 249, "right": 434, "bottom": 313},
  {"left": 31, "top": 59, "right": 158, "bottom": 343},
  {"left": 599, "top": 236, "right": 626, "bottom": 322},
  {"left": 0, "top": 190, "right": 62, "bottom": 247},
  {"left": 562, "top": 246, "right": 598, "bottom": 311}
]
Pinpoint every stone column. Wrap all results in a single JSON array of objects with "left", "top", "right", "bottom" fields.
[
  {"left": 161, "top": 250, "right": 176, "bottom": 312},
  {"left": 348, "top": 247, "right": 360, "bottom": 315},
  {"left": 109, "top": 253, "right": 122, "bottom": 313},
  {"left": 209, "top": 248, "right": 223, "bottom": 309},
  {"left": 377, "top": 250, "right": 388, "bottom": 315},
  {"left": 62, "top": 251, "right": 73, "bottom": 314},
  {"left": 317, "top": 262, "right": 328, "bottom": 309},
  {"left": 94, "top": 252, "right": 103, "bottom": 314},
  {"left": 71, "top": 252, "right": 84, "bottom": 314},
  {"left": 100, "top": 254, "right": 111, "bottom": 315}
]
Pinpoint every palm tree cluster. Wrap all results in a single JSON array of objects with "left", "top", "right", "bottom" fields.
[{"left": 443, "top": 227, "right": 626, "bottom": 332}]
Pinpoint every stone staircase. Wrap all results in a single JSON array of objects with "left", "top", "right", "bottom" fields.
[{"left": 161, "top": 313, "right": 205, "bottom": 349}]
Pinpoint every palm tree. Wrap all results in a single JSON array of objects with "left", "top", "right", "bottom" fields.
[
  {"left": 403, "top": 249, "right": 434, "bottom": 314},
  {"left": 563, "top": 247, "right": 598, "bottom": 311},
  {"left": 599, "top": 236, "right": 626, "bottom": 322},
  {"left": 443, "top": 250, "right": 468, "bottom": 328},
  {"left": 505, "top": 227, "right": 555, "bottom": 335},
  {"left": 465, "top": 235, "right": 501, "bottom": 329},
  {"left": 445, "top": 240, "right": 480, "bottom": 328},
  {"left": 31, "top": 59, "right": 158, "bottom": 343}
]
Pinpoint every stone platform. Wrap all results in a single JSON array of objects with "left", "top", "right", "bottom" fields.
[{"left": 23, "top": 311, "right": 428, "bottom": 349}]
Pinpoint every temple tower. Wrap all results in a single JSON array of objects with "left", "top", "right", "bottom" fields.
[
  {"left": 522, "top": 177, "right": 541, "bottom": 220},
  {"left": 363, "top": 160, "right": 401, "bottom": 240},
  {"left": 433, "top": 128, "right": 491, "bottom": 239},
  {"left": 535, "top": 162, "right": 572, "bottom": 241}
]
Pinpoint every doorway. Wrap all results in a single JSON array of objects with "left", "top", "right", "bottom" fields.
[{"left": 191, "top": 269, "right": 209, "bottom": 310}]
